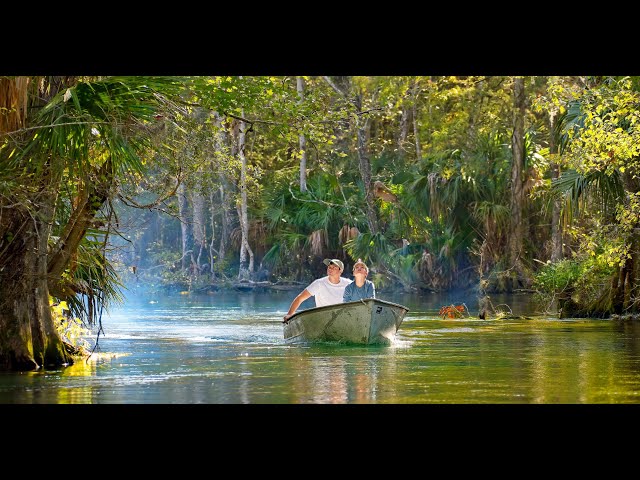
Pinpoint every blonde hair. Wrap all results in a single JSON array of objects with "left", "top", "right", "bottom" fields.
[{"left": 353, "top": 258, "right": 369, "bottom": 273}]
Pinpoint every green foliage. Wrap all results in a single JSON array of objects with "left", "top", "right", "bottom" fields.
[
  {"left": 62, "top": 229, "right": 125, "bottom": 324},
  {"left": 128, "top": 75, "right": 535, "bottom": 291},
  {"left": 551, "top": 168, "right": 624, "bottom": 225},
  {"left": 532, "top": 253, "right": 616, "bottom": 315},
  {"left": 386, "top": 252, "right": 420, "bottom": 287},
  {"left": 12, "top": 74, "right": 640, "bottom": 308},
  {"left": 9, "top": 77, "right": 188, "bottom": 177},
  {"left": 532, "top": 259, "right": 582, "bottom": 295},
  {"left": 259, "top": 162, "right": 366, "bottom": 273},
  {"left": 534, "top": 76, "right": 640, "bottom": 313},
  {"left": 1, "top": 76, "right": 192, "bottom": 328},
  {"left": 344, "top": 231, "right": 390, "bottom": 264},
  {"left": 50, "top": 297, "right": 91, "bottom": 353},
  {"left": 211, "top": 256, "right": 233, "bottom": 279},
  {"left": 261, "top": 234, "right": 309, "bottom": 281},
  {"left": 564, "top": 77, "right": 640, "bottom": 176}
]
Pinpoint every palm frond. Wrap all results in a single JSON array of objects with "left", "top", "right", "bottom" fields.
[
  {"left": 11, "top": 76, "right": 189, "bottom": 178},
  {"left": 60, "top": 228, "right": 124, "bottom": 326},
  {"left": 553, "top": 168, "right": 624, "bottom": 220}
]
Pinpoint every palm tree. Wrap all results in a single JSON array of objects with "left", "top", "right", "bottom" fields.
[
  {"left": 0, "top": 76, "right": 186, "bottom": 371},
  {"left": 261, "top": 171, "right": 358, "bottom": 280}
]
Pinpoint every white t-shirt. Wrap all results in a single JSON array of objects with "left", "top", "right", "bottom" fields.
[{"left": 305, "top": 276, "right": 352, "bottom": 307}]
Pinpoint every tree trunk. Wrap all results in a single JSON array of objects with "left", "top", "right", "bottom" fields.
[
  {"left": 0, "top": 77, "right": 73, "bottom": 371},
  {"left": 208, "top": 191, "right": 218, "bottom": 277},
  {"left": 219, "top": 182, "right": 231, "bottom": 264},
  {"left": 296, "top": 77, "right": 308, "bottom": 193},
  {"left": 237, "top": 112, "right": 254, "bottom": 280},
  {"left": 192, "top": 186, "right": 206, "bottom": 275},
  {"left": 47, "top": 159, "right": 114, "bottom": 296},
  {"left": 507, "top": 76, "right": 526, "bottom": 291},
  {"left": 628, "top": 227, "right": 640, "bottom": 314},
  {"left": 617, "top": 172, "right": 640, "bottom": 313},
  {"left": 411, "top": 80, "right": 422, "bottom": 161},
  {"left": 353, "top": 92, "right": 379, "bottom": 235},
  {"left": 212, "top": 112, "right": 233, "bottom": 269},
  {"left": 0, "top": 182, "right": 70, "bottom": 370},
  {"left": 177, "top": 182, "right": 193, "bottom": 272},
  {"left": 323, "top": 76, "right": 380, "bottom": 234},
  {"left": 549, "top": 107, "right": 563, "bottom": 262},
  {"left": 398, "top": 85, "right": 410, "bottom": 158}
]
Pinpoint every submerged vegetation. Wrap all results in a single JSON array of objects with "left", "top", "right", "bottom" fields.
[{"left": 1, "top": 75, "right": 640, "bottom": 370}]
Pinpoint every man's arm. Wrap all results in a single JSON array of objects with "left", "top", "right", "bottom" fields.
[{"left": 283, "top": 289, "right": 312, "bottom": 322}]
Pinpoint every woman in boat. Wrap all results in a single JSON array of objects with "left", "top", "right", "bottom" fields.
[
  {"left": 343, "top": 258, "right": 376, "bottom": 302},
  {"left": 283, "top": 258, "right": 352, "bottom": 322}
]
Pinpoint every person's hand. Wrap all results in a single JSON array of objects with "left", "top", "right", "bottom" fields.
[{"left": 283, "top": 314, "right": 291, "bottom": 323}]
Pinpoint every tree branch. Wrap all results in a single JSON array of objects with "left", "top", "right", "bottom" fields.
[
  {"left": 47, "top": 158, "right": 113, "bottom": 279},
  {"left": 323, "top": 76, "right": 347, "bottom": 97},
  {"left": 117, "top": 169, "right": 182, "bottom": 210}
]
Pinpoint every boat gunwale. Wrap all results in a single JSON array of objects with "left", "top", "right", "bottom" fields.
[{"left": 284, "top": 298, "right": 409, "bottom": 324}]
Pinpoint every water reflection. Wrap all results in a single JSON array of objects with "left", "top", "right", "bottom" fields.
[{"left": 280, "top": 345, "right": 398, "bottom": 404}]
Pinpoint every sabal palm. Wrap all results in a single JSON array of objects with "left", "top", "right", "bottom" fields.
[
  {"left": 262, "top": 171, "right": 363, "bottom": 277},
  {"left": 0, "top": 76, "right": 187, "bottom": 370},
  {"left": 34, "top": 77, "right": 185, "bottom": 315},
  {"left": 403, "top": 133, "right": 512, "bottom": 289}
]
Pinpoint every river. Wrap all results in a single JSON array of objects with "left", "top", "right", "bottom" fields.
[{"left": 1, "top": 289, "right": 640, "bottom": 404}]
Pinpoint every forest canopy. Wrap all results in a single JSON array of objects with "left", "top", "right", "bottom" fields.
[{"left": 1, "top": 75, "right": 639, "bottom": 371}]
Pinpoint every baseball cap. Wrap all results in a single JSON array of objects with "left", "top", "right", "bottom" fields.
[{"left": 323, "top": 258, "right": 344, "bottom": 271}]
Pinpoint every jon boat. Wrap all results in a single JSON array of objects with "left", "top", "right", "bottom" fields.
[{"left": 283, "top": 298, "right": 409, "bottom": 345}]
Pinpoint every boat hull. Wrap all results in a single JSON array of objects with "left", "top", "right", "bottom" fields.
[{"left": 283, "top": 298, "right": 409, "bottom": 345}]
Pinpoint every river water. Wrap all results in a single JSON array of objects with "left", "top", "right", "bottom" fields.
[{"left": 2, "top": 289, "right": 640, "bottom": 404}]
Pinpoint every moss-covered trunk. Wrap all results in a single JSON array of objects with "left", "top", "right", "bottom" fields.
[
  {"left": 611, "top": 223, "right": 640, "bottom": 316},
  {"left": 629, "top": 228, "right": 640, "bottom": 314},
  {"left": 0, "top": 207, "right": 71, "bottom": 371},
  {"left": 507, "top": 76, "right": 527, "bottom": 292},
  {"left": 613, "top": 173, "right": 640, "bottom": 315}
]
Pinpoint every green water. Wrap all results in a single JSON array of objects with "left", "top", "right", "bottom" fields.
[{"left": 1, "top": 290, "right": 639, "bottom": 404}]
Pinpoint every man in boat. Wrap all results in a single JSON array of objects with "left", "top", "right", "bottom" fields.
[
  {"left": 282, "top": 258, "right": 352, "bottom": 322},
  {"left": 342, "top": 258, "right": 376, "bottom": 302}
]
